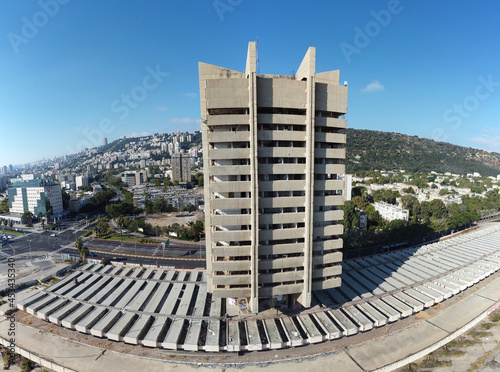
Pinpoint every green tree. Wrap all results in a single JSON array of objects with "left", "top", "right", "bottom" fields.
[
  {"left": 61, "top": 188, "right": 71, "bottom": 210},
  {"left": 196, "top": 173, "right": 204, "bottom": 187},
  {"left": 153, "top": 199, "right": 166, "bottom": 213},
  {"left": 22, "top": 211, "right": 33, "bottom": 225},
  {"left": 144, "top": 199, "right": 153, "bottom": 215},
  {"left": 352, "top": 195, "right": 368, "bottom": 211},
  {"left": 0, "top": 199, "right": 9, "bottom": 213},
  {"left": 96, "top": 217, "right": 110, "bottom": 236},
  {"left": 371, "top": 189, "right": 400, "bottom": 205},
  {"left": 2, "top": 219, "right": 7, "bottom": 227},
  {"left": 429, "top": 199, "right": 447, "bottom": 219},
  {"left": 8, "top": 220, "right": 13, "bottom": 229},
  {"left": 75, "top": 237, "right": 84, "bottom": 259},
  {"left": 80, "top": 246, "right": 89, "bottom": 260},
  {"left": 116, "top": 215, "right": 125, "bottom": 237},
  {"left": 342, "top": 201, "right": 359, "bottom": 233}
]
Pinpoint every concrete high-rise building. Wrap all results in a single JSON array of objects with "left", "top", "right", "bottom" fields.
[
  {"left": 103, "top": 137, "right": 108, "bottom": 146},
  {"left": 199, "top": 42, "right": 348, "bottom": 311},
  {"left": 135, "top": 171, "right": 146, "bottom": 185},
  {"left": 171, "top": 153, "right": 191, "bottom": 182},
  {"left": 75, "top": 175, "right": 88, "bottom": 189}
]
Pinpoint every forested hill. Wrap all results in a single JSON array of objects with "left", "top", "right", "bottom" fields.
[{"left": 345, "top": 129, "right": 500, "bottom": 176}]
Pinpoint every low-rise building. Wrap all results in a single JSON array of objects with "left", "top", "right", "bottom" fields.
[{"left": 374, "top": 201, "right": 409, "bottom": 222}]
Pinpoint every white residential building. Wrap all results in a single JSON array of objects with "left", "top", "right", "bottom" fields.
[{"left": 374, "top": 201, "right": 409, "bottom": 222}]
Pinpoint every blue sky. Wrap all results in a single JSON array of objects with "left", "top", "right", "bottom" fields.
[{"left": 1, "top": 0, "right": 500, "bottom": 167}]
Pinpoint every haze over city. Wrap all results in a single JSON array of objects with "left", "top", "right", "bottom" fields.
[{"left": 1, "top": 0, "right": 500, "bottom": 167}]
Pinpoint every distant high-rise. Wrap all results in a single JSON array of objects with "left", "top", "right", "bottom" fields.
[
  {"left": 171, "top": 153, "right": 191, "bottom": 182},
  {"left": 199, "top": 42, "right": 348, "bottom": 311},
  {"left": 103, "top": 137, "right": 108, "bottom": 146},
  {"left": 76, "top": 175, "right": 88, "bottom": 189}
]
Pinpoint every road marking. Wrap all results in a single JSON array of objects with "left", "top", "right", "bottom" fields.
[{"left": 34, "top": 255, "right": 52, "bottom": 263}]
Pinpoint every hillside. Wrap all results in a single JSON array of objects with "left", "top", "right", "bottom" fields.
[{"left": 346, "top": 129, "right": 500, "bottom": 176}]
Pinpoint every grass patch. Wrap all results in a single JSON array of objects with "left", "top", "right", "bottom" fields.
[
  {"left": 469, "top": 330, "right": 493, "bottom": 338},
  {"left": 481, "top": 323, "right": 496, "bottom": 330},
  {"left": 106, "top": 234, "right": 139, "bottom": 242},
  {"left": 103, "top": 234, "right": 160, "bottom": 244},
  {"left": 447, "top": 338, "right": 482, "bottom": 348},
  {"left": 0, "top": 229, "right": 23, "bottom": 236},
  {"left": 490, "top": 314, "right": 500, "bottom": 323},
  {"left": 442, "top": 347, "right": 466, "bottom": 357},
  {"left": 412, "top": 353, "right": 453, "bottom": 369}
]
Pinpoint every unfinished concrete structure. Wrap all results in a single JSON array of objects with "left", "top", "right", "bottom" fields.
[{"left": 199, "top": 42, "right": 348, "bottom": 311}]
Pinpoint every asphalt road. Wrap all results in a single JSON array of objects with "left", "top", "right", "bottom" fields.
[{"left": 0, "top": 223, "right": 206, "bottom": 269}]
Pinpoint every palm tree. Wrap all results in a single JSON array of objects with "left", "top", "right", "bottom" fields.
[
  {"left": 22, "top": 211, "right": 33, "bottom": 225},
  {"left": 75, "top": 238, "right": 84, "bottom": 254},
  {"left": 116, "top": 215, "right": 125, "bottom": 237},
  {"left": 80, "top": 246, "right": 89, "bottom": 261},
  {"left": 8, "top": 220, "right": 13, "bottom": 229}
]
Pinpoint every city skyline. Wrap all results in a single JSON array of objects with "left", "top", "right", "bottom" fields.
[{"left": 1, "top": 1, "right": 500, "bottom": 166}]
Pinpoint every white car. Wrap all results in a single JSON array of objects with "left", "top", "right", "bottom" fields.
[{"left": 50, "top": 233, "right": 56, "bottom": 237}]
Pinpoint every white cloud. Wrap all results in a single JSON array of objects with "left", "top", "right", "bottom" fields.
[
  {"left": 184, "top": 92, "right": 197, "bottom": 98},
  {"left": 361, "top": 80, "right": 385, "bottom": 93},
  {"left": 128, "top": 131, "right": 151, "bottom": 138},
  {"left": 471, "top": 128, "right": 500, "bottom": 152},
  {"left": 157, "top": 106, "right": 168, "bottom": 111},
  {"left": 170, "top": 118, "right": 200, "bottom": 125}
]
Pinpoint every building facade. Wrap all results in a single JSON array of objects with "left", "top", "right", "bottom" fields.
[
  {"left": 76, "top": 175, "right": 88, "bottom": 189},
  {"left": 199, "top": 42, "right": 347, "bottom": 311},
  {"left": 373, "top": 201, "right": 409, "bottom": 222},
  {"left": 8, "top": 178, "right": 63, "bottom": 218},
  {"left": 171, "top": 153, "right": 191, "bottom": 182}
]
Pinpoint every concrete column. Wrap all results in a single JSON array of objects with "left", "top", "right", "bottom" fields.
[
  {"left": 201, "top": 121, "right": 213, "bottom": 291},
  {"left": 249, "top": 70, "right": 259, "bottom": 312},
  {"left": 300, "top": 75, "right": 316, "bottom": 308}
]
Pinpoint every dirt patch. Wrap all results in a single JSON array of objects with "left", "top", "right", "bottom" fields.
[{"left": 143, "top": 212, "right": 203, "bottom": 228}]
